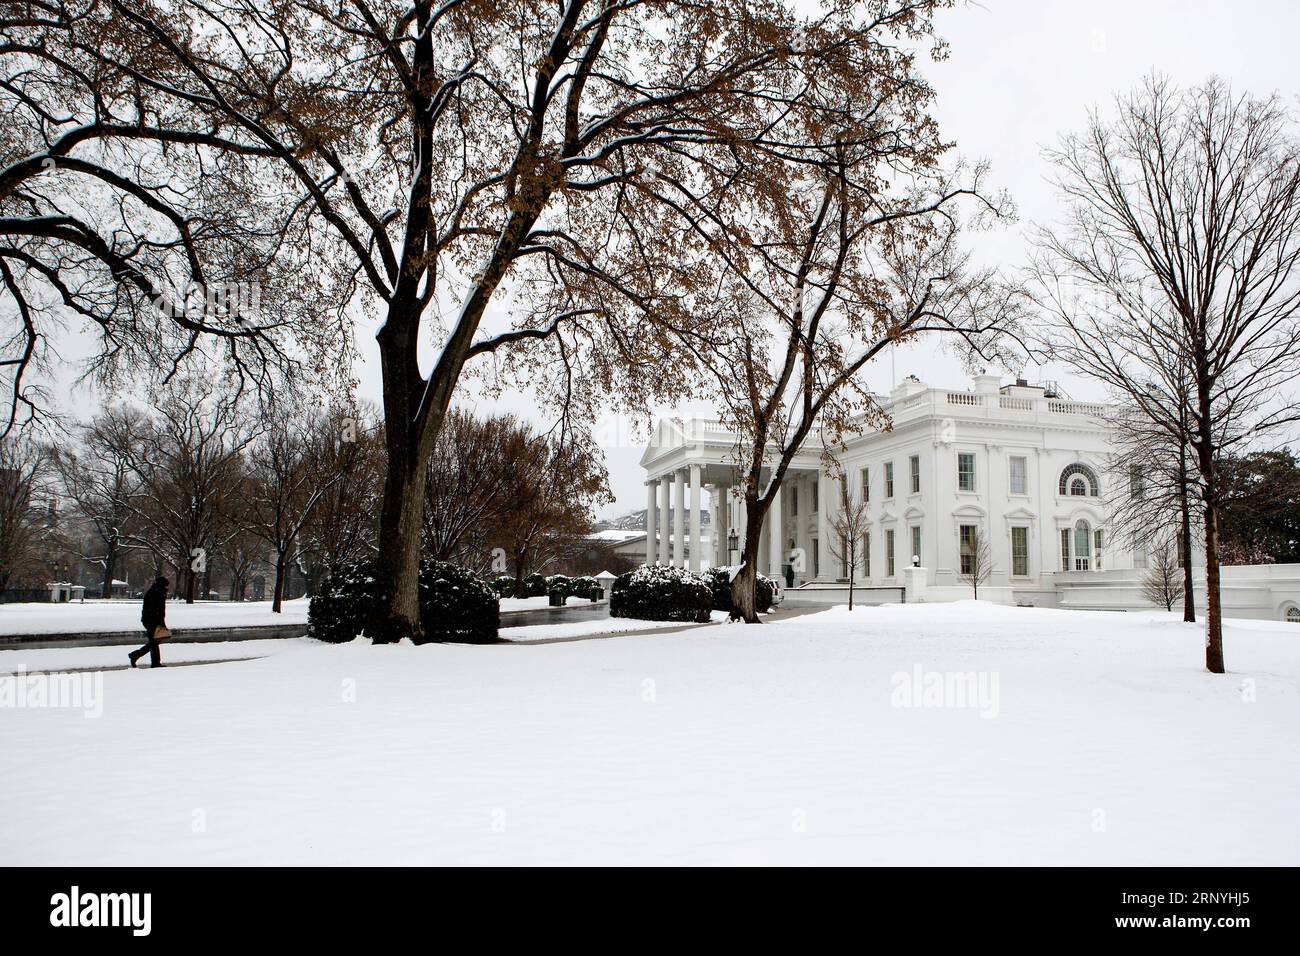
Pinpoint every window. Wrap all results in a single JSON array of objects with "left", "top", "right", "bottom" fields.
[
  {"left": 884, "top": 462, "right": 894, "bottom": 498},
  {"left": 812, "top": 538, "right": 820, "bottom": 577},
  {"left": 812, "top": 480, "right": 819, "bottom": 513},
  {"left": 1058, "top": 463, "right": 1099, "bottom": 497},
  {"left": 1060, "top": 528, "right": 1070, "bottom": 571},
  {"left": 1009, "top": 456, "right": 1027, "bottom": 495},
  {"left": 910, "top": 526, "right": 921, "bottom": 566},
  {"left": 886, "top": 528, "right": 896, "bottom": 577},
  {"left": 1129, "top": 465, "right": 1145, "bottom": 499},
  {"left": 959, "top": 524, "right": 977, "bottom": 575},
  {"left": 860, "top": 467, "right": 870, "bottom": 502},
  {"left": 909, "top": 455, "right": 921, "bottom": 494},
  {"left": 840, "top": 535, "right": 849, "bottom": 579},
  {"left": 958, "top": 452, "right": 976, "bottom": 492},
  {"left": 1134, "top": 548, "right": 1148, "bottom": 570},
  {"left": 1287, "top": 606, "right": 1300, "bottom": 623},
  {"left": 1073, "top": 520, "right": 1091, "bottom": 571},
  {"left": 1011, "top": 526, "right": 1029, "bottom": 577},
  {"left": 1094, "top": 529, "right": 1104, "bottom": 571},
  {"left": 791, "top": 486, "right": 798, "bottom": 516},
  {"left": 863, "top": 531, "right": 871, "bottom": 577}
]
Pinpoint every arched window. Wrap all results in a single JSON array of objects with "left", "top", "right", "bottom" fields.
[
  {"left": 1059, "top": 463, "right": 1100, "bottom": 497},
  {"left": 1286, "top": 605, "right": 1300, "bottom": 624}
]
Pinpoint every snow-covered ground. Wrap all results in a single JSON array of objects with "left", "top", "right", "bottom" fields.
[
  {"left": 1, "top": 601, "right": 1296, "bottom": 865},
  {"left": 0, "top": 598, "right": 310, "bottom": 635}
]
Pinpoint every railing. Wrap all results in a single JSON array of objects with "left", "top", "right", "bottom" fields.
[
  {"left": 945, "top": 393, "right": 982, "bottom": 406},
  {"left": 1047, "top": 400, "right": 1105, "bottom": 416},
  {"left": 999, "top": 397, "right": 1034, "bottom": 411}
]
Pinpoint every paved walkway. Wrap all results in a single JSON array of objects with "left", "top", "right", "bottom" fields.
[
  {"left": 0, "top": 656, "right": 266, "bottom": 676},
  {"left": 499, "top": 604, "right": 826, "bottom": 646}
]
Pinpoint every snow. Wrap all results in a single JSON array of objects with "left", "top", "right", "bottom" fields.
[
  {"left": 589, "top": 529, "right": 646, "bottom": 542},
  {"left": 498, "top": 596, "right": 561, "bottom": 612},
  {"left": 0, "top": 599, "right": 310, "bottom": 636},
  {"left": 1, "top": 601, "right": 1296, "bottom": 865}
]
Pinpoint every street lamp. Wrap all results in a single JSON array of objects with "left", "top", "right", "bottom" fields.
[{"left": 727, "top": 529, "right": 738, "bottom": 565}]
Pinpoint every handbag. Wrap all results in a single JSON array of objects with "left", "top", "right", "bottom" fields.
[{"left": 152, "top": 625, "right": 172, "bottom": 642}]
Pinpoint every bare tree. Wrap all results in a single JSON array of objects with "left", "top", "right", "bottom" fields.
[
  {"left": 299, "top": 410, "right": 384, "bottom": 592},
  {"left": 498, "top": 431, "right": 611, "bottom": 591},
  {"left": 1104, "top": 395, "right": 1198, "bottom": 622},
  {"left": 242, "top": 403, "right": 353, "bottom": 612},
  {"left": 51, "top": 407, "right": 150, "bottom": 598},
  {"left": 959, "top": 526, "right": 992, "bottom": 599},
  {"left": 682, "top": 148, "right": 1023, "bottom": 622},
  {"left": 1142, "top": 538, "right": 1186, "bottom": 612},
  {"left": 0, "top": 8, "right": 345, "bottom": 436},
  {"left": 123, "top": 378, "right": 254, "bottom": 603},
  {"left": 422, "top": 411, "right": 525, "bottom": 569},
  {"left": 827, "top": 475, "right": 870, "bottom": 610},
  {"left": 1033, "top": 76, "right": 1300, "bottom": 672},
  {"left": 0, "top": 433, "right": 52, "bottom": 594}
]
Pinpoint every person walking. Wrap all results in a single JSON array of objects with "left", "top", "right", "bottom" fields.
[{"left": 129, "top": 576, "right": 170, "bottom": 668}]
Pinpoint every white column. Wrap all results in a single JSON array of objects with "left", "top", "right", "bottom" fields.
[
  {"left": 718, "top": 483, "right": 730, "bottom": 566},
  {"left": 645, "top": 480, "right": 657, "bottom": 564},
  {"left": 688, "top": 465, "right": 702, "bottom": 572},
  {"left": 658, "top": 477, "right": 671, "bottom": 564},
  {"left": 816, "top": 469, "right": 830, "bottom": 581},
  {"left": 672, "top": 469, "right": 686, "bottom": 568},
  {"left": 769, "top": 484, "right": 783, "bottom": 579}
]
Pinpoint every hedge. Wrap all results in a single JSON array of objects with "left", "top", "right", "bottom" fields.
[
  {"left": 705, "top": 566, "right": 776, "bottom": 614},
  {"left": 309, "top": 559, "right": 499, "bottom": 644},
  {"left": 609, "top": 564, "right": 712, "bottom": 623}
]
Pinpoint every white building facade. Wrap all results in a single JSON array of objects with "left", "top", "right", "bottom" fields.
[{"left": 641, "top": 373, "right": 1148, "bottom": 607}]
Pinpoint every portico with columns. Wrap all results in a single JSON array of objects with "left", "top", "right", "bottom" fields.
[{"left": 640, "top": 418, "right": 823, "bottom": 583}]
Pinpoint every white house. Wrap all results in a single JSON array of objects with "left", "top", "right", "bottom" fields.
[{"left": 638, "top": 373, "right": 1300, "bottom": 619}]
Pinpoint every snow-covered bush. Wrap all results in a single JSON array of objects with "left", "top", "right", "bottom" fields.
[
  {"left": 571, "top": 576, "right": 602, "bottom": 601},
  {"left": 417, "top": 562, "right": 499, "bottom": 644},
  {"left": 545, "top": 574, "right": 573, "bottom": 599},
  {"left": 308, "top": 561, "right": 380, "bottom": 644},
  {"left": 705, "top": 566, "right": 776, "bottom": 614},
  {"left": 309, "top": 559, "right": 499, "bottom": 644},
  {"left": 522, "top": 573, "right": 548, "bottom": 597},
  {"left": 610, "top": 564, "right": 712, "bottom": 623},
  {"left": 490, "top": 576, "right": 516, "bottom": 598}
]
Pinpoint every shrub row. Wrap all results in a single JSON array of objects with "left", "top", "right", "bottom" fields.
[
  {"left": 490, "top": 573, "right": 604, "bottom": 601},
  {"left": 309, "top": 560, "right": 499, "bottom": 644}
]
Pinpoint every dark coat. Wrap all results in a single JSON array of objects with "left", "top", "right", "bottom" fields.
[{"left": 141, "top": 581, "right": 167, "bottom": 632}]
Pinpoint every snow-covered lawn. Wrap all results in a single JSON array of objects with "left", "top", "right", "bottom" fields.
[
  {"left": 1, "top": 601, "right": 1296, "bottom": 865},
  {"left": 0, "top": 598, "right": 310, "bottom": 635}
]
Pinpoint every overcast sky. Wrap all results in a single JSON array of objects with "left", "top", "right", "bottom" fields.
[{"left": 51, "top": 0, "right": 1300, "bottom": 520}]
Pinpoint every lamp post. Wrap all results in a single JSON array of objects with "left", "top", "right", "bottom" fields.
[{"left": 727, "top": 529, "right": 738, "bottom": 566}]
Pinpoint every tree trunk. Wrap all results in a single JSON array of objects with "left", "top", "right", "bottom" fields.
[
  {"left": 101, "top": 538, "right": 116, "bottom": 599},
  {"left": 370, "top": 452, "right": 426, "bottom": 643},
  {"left": 730, "top": 502, "right": 768, "bottom": 624},
  {"left": 1179, "top": 447, "right": 1196, "bottom": 622},
  {"left": 847, "top": 547, "right": 855, "bottom": 610},
  {"left": 272, "top": 550, "right": 287, "bottom": 614},
  {"left": 1203, "top": 500, "right": 1224, "bottom": 673},
  {"left": 185, "top": 565, "right": 197, "bottom": 604}
]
